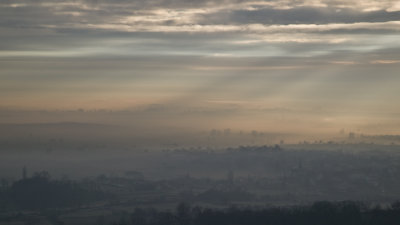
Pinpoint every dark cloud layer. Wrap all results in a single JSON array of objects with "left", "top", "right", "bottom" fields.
[
  {"left": 211, "top": 8, "right": 400, "bottom": 25},
  {"left": 1, "top": 0, "right": 400, "bottom": 30}
]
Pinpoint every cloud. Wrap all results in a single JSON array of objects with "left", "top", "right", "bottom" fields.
[
  {"left": 1, "top": 0, "right": 400, "bottom": 31},
  {"left": 201, "top": 7, "right": 400, "bottom": 25},
  {"left": 1, "top": 0, "right": 400, "bottom": 61},
  {"left": 370, "top": 60, "right": 400, "bottom": 64}
]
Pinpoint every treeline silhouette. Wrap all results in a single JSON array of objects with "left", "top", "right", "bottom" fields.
[
  {"left": 112, "top": 202, "right": 400, "bottom": 225},
  {"left": 0, "top": 171, "right": 106, "bottom": 210}
]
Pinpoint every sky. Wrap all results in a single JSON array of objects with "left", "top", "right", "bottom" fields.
[{"left": 1, "top": 0, "right": 400, "bottom": 136}]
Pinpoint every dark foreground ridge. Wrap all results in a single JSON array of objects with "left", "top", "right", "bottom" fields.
[
  {"left": 3, "top": 201, "right": 400, "bottom": 225},
  {"left": 115, "top": 202, "right": 400, "bottom": 225},
  {"left": 0, "top": 173, "right": 400, "bottom": 224}
]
